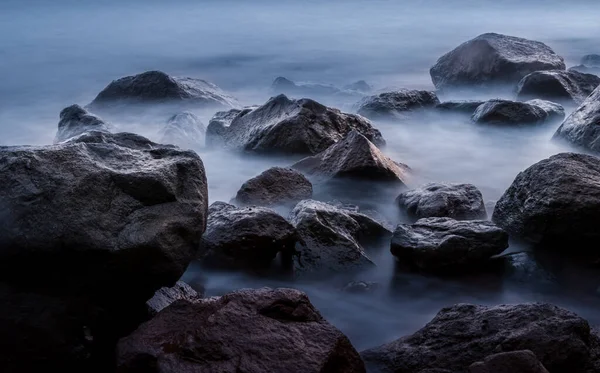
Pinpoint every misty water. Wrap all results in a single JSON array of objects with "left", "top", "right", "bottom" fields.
[{"left": 2, "top": 0, "right": 600, "bottom": 352}]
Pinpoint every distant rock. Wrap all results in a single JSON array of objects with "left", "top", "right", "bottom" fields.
[
  {"left": 469, "top": 350, "right": 549, "bottom": 373},
  {"left": 362, "top": 302, "right": 592, "bottom": 373},
  {"left": 342, "top": 281, "right": 380, "bottom": 294},
  {"left": 118, "top": 288, "right": 366, "bottom": 373},
  {"left": 525, "top": 99, "right": 565, "bottom": 123},
  {"left": 472, "top": 99, "right": 549, "bottom": 125},
  {"left": 356, "top": 89, "right": 440, "bottom": 120},
  {"left": 516, "top": 70, "right": 600, "bottom": 105},
  {"left": 55, "top": 104, "right": 111, "bottom": 143},
  {"left": 501, "top": 252, "right": 557, "bottom": 286},
  {"left": 581, "top": 54, "right": 600, "bottom": 68},
  {"left": 271, "top": 76, "right": 341, "bottom": 97},
  {"left": 344, "top": 80, "right": 373, "bottom": 93},
  {"left": 569, "top": 65, "right": 600, "bottom": 77},
  {"left": 390, "top": 217, "right": 508, "bottom": 273},
  {"left": 205, "top": 94, "right": 385, "bottom": 155},
  {"left": 234, "top": 167, "right": 313, "bottom": 208},
  {"left": 430, "top": 33, "right": 565, "bottom": 91},
  {"left": 553, "top": 86, "right": 600, "bottom": 152},
  {"left": 435, "top": 100, "right": 485, "bottom": 115},
  {"left": 492, "top": 152, "right": 600, "bottom": 258},
  {"left": 396, "top": 183, "right": 487, "bottom": 221},
  {"left": 292, "top": 131, "right": 409, "bottom": 185},
  {"left": 158, "top": 112, "right": 205, "bottom": 148},
  {"left": 146, "top": 281, "right": 202, "bottom": 317}
]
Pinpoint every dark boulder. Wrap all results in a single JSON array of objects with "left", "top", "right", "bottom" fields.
[
  {"left": 198, "top": 202, "right": 297, "bottom": 269},
  {"left": 430, "top": 33, "right": 565, "bottom": 91},
  {"left": 582, "top": 54, "right": 600, "bottom": 68},
  {"left": 362, "top": 302, "right": 592, "bottom": 373},
  {"left": 492, "top": 152, "right": 600, "bottom": 258},
  {"left": 117, "top": 288, "right": 366, "bottom": 373},
  {"left": 516, "top": 70, "right": 600, "bottom": 105},
  {"left": 472, "top": 99, "right": 549, "bottom": 125},
  {"left": 55, "top": 104, "right": 111, "bottom": 143},
  {"left": 158, "top": 112, "right": 205, "bottom": 149},
  {"left": 525, "top": 99, "right": 565, "bottom": 123},
  {"left": 146, "top": 281, "right": 202, "bottom": 318},
  {"left": 356, "top": 89, "right": 440, "bottom": 120},
  {"left": 205, "top": 94, "right": 385, "bottom": 155},
  {"left": 435, "top": 100, "right": 485, "bottom": 115},
  {"left": 469, "top": 350, "right": 549, "bottom": 373},
  {"left": 390, "top": 217, "right": 508, "bottom": 273},
  {"left": 553, "top": 86, "right": 600, "bottom": 152},
  {"left": 396, "top": 183, "right": 487, "bottom": 221},
  {"left": 234, "top": 167, "right": 313, "bottom": 208}
]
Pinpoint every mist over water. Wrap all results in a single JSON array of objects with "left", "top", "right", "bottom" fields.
[{"left": 3, "top": 0, "right": 600, "bottom": 352}]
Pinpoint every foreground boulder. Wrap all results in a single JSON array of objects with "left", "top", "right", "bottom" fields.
[
  {"left": 158, "top": 112, "right": 205, "bottom": 149},
  {"left": 553, "top": 86, "right": 600, "bottom": 152},
  {"left": 205, "top": 94, "right": 385, "bottom": 154},
  {"left": 430, "top": 33, "right": 565, "bottom": 91},
  {"left": 362, "top": 303, "right": 592, "bottom": 373},
  {"left": 146, "top": 281, "right": 201, "bottom": 317},
  {"left": 396, "top": 183, "right": 487, "bottom": 221},
  {"left": 198, "top": 202, "right": 297, "bottom": 269},
  {"left": 355, "top": 89, "right": 440, "bottom": 120},
  {"left": 435, "top": 100, "right": 485, "bottom": 115},
  {"left": 117, "top": 288, "right": 366, "bottom": 373},
  {"left": 55, "top": 104, "right": 111, "bottom": 143},
  {"left": 87, "top": 70, "right": 238, "bottom": 111},
  {"left": 290, "top": 200, "right": 390, "bottom": 278},
  {"left": 472, "top": 99, "right": 550, "bottom": 125},
  {"left": 492, "top": 152, "right": 600, "bottom": 257},
  {"left": 391, "top": 217, "right": 508, "bottom": 273},
  {"left": 234, "top": 167, "right": 313, "bottom": 208},
  {"left": 469, "top": 350, "right": 549, "bottom": 373},
  {"left": 292, "top": 131, "right": 409, "bottom": 185},
  {"left": 516, "top": 70, "right": 600, "bottom": 105}
]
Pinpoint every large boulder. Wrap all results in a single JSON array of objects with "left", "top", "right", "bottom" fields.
[
  {"left": 205, "top": 94, "right": 385, "bottom": 155},
  {"left": 396, "top": 183, "right": 487, "bottom": 221},
  {"left": 435, "top": 100, "right": 485, "bottom": 115},
  {"left": 390, "top": 217, "right": 508, "bottom": 273},
  {"left": 362, "top": 303, "right": 593, "bottom": 373},
  {"left": 492, "top": 152, "right": 600, "bottom": 257},
  {"left": 355, "top": 89, "right": 440, "bottom": 120},
  {"left": 117, "top": 288, "right": 366, "bottom": 373},
  {"left": 55, "top": 104, "right": 111, "bottom": 143},
  {"left": 87, "top": 70, "right": 238, "bottom": 111},
  {"left": 289, "top": 200, "right": 390, "bottom": 278},
  {"left": 292, "top": 130, "right": 409, "bottom": 185},
  {"left": 233, "top": 167, "right": 313, "bottom": 208},
  {"left": 516, "top": 70, "right": 600, "bottom": 105},
  {"left": 472, "top": 99, "right": 550, "bottom": 125},
  {"left": 430, "top": 33, "right": 565, "bottom": 91},
  {"left": 158, "top": 112, "right": 205, "bottom": 149},
  {"left": 146, "top": 281, "right": 202, "bottom": 317},
  {"left": 198, "top": 202, "right": 297, "bottom": 269},
  {"left": 553, "top": 86, "right": 600, "bottom": 152},
  {"left": 469, "top": 350, "right": 549, "bottom": 373}
]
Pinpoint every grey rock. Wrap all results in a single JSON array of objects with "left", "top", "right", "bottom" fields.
[
  {"left": 516, "top": 70, "right": 600, "bottom": 105},
  {"left": 362, "top": 303, "right": 592, "bottom": 373},
  {"left": 469, "top": 350, "right": 549, "bottom": 373},
  {"left": 342, "top": 281, "right": 380, "bottom": 294},
  {"left": 356, "top": 89, "right": 440, "bottom": 120},
  {"left": 435, "top": 100, "right": 485, "bottom": 115},
  {"left": 525, "top": 99, "right": 565, "bottom": 123},
  {"left": 146, "top": 281, "right": 202, "bottom": 317},
  {"left": 55, "top": 104, "right": 111, "bottom": 143},
  {"left": 582, "top": 54, "right": 600, "bottom": 68},
  {"left": 117, "top": 288, "right": 366, "bottom": 373},
  {"left": 396, "top": 183, "right": 487, "bottom": 221},
  {"left": 205, "top": 94, "right": 384, "bottom": 155},
  {"left": 344, "top": 80, "right": 373, "bottom": 93},
  {"left": 271, "top": 76, "right": 342, "bottom": 97},
  {"left": 158, "top": 112, "right": 205, "bottom": 149},
  {"left": 553, "top": 86, "right": 600, "bottom": 152},
  {"left": 570, "top": 65, "right": 600, "bottom": 77},
  {"left": 430, "top": 33, "right": 565, "bottom": 91},
  {"left": 390, "top": 217, "right": 508, "bottom": 273},
  {"left": 234, "top": 167, "right": 313, "bottom": 208},
  {"left": 472, "top": 99, "right": 549, "bottom": 125}
]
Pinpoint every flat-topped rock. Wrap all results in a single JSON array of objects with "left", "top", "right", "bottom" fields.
[
  {"left": 356, "top": 89, "right": 440, "bottom": 120},
  {"left": 516, "top": 70, "right": 600, "bottom": 106},
  {"left": 472, "top": 99, "right": 549, "bottom": 125}
]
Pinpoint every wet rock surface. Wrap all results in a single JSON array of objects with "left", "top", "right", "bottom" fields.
[
  {"left": 234, "top": 167, "right": 313, "bottom": 208},
  {"left": 553, "top": 86, "right": 600, "bottom": 152},
  {"left": 525, "top": 99, "right": 565, "bottom": 123},
  {"left": 55, "top": 104, "right": 111, "bottom": 143},
  {"left": 472, "top": 99, "right": 549, "bottom": 125},
  {"left": 146, "top": 281, "right": 202, "bottom": 317},
  {"left": 356, "top": 89, "right": 440, "bottom": 120},
  {"left": 516, "top": 70, "right": 600, "bottom": 106},
  {"left": 469, "top": 350, "right": 549, "bottom": 373}
]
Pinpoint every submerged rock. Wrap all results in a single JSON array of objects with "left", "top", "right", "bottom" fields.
[
  {"left": 146, "top": 281, "right": 202, "bottom": 317},
  {"left": 396, "top": 183, "right": 487, "bottom": 221},
  {"left": 435, "top": 100, "right": 485, "bottom": 115},
  {"left": 469, "top": 350, "right": 549, "bottom": 373},
  {"left": 55, "top": 104, "right": 111, "bottom": 143},
  {"left": 362, "top": 303, "right": 592, "bottom": 373},
  {"left": 234, "top": 167, "right": 313, "bottom": 208},
  {"left": 430, "top": 33, "right": 565, "bottom": 91},
  {"left": 356, "top": 89, "right": 440, "bottom": 120},
  {"left": 158, "top": 112, "right": 205, "bottom": 148},
  {"left": 117, "top": 288, "right": 366, "bottom": 373},
  {"left": 472, "top": 99, "right": 549, "bottom": 125},
  {"left": 342, "top": 281, "right": 380, "bottom": 294},
  {"left": 553, "top": 86, "right": 600, "bottom": 152},
  {"left": 390, "top": 217, "right": 508, "bottom": 273},
  {"left": 516, "top": 70, "right": 600, "bottom": 105},
  {"left": 205, "top": 94, "right": 385, "bottom": 155}
]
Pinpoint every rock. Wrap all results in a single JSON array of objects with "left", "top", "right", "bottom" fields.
[
  {"left": 553, "top": 86, "right": 600, "bottom": 152},
  {"left": 390, "top": 217, "right": 508, "bottom": 273},
  {"left": 271, "top": 76, "right": 341, "bottom": 97},
  {"left": 501, "top": 252, "right": 557, "bottom": 286},
  {"left": 570, "top": 65, "right": 600, "bottom": 77},
  {"left": 55, "top": 104, "right": 111, "bottom": 143},
  {"left": 435, "top": 100, "right": 485, "bottom": 115},
  {"left": 234, "top": 167, "right": 313, "bottom": 208},
  {"left": 430, "top": 33, "right": 565, "bottom": 91},
  {"left": 342, "top": 281, "right": 380, "bottom": 294},
  {"left": 117, "top": 288, "right": 366, "bottom": 373},
  {"left": 291, "top": 131, "right": 409, "bottom": 185},
  {"left": 205, "top": 106, "right": 255, "bottom": 147},
  {"left": 146, "top": 281, "right": 202, "bottom": 317},
  {"left": 396, "top": 183, "right": 487, "bottom": 221},
  {"left": 525, "top": 99, "right": 565, "bottom": 123},
  {"left": 290, "top": 200, "right": 391, "bottom": 278},
  {"left": 472, "top": 99, "right": 549, "bottom": 125},
  {"left": 492, "top": 152, "right": 600, "bottom": 257},
  {"left": 158, "top": 112, "right": 205, "bottom": 149},
  {"left": 516, "top": 70, "right": 600, "bottom": 105},
  {"left": 205, "top": 94, "right": 385, "bottom": 155},
  {"left": 344, "top": 80, "right": 373, "bottom": 93},
  {"left": 469, "top": 350, "right": 549, "bottom": 373},
  {"left": 362, "top": 302, "right": 592, "bottom": 373},
  {"left": 582, "top": 54, "right": 600, "bottom": 68},
  {"left": 87, "top": 70, "right": 238, "bottom": 111},
  {"left": 198, "top": 202, "right": 297, "bottom": 269},
  {"left": 355, "top": 89, "right": 440, "bottom": 120}
]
